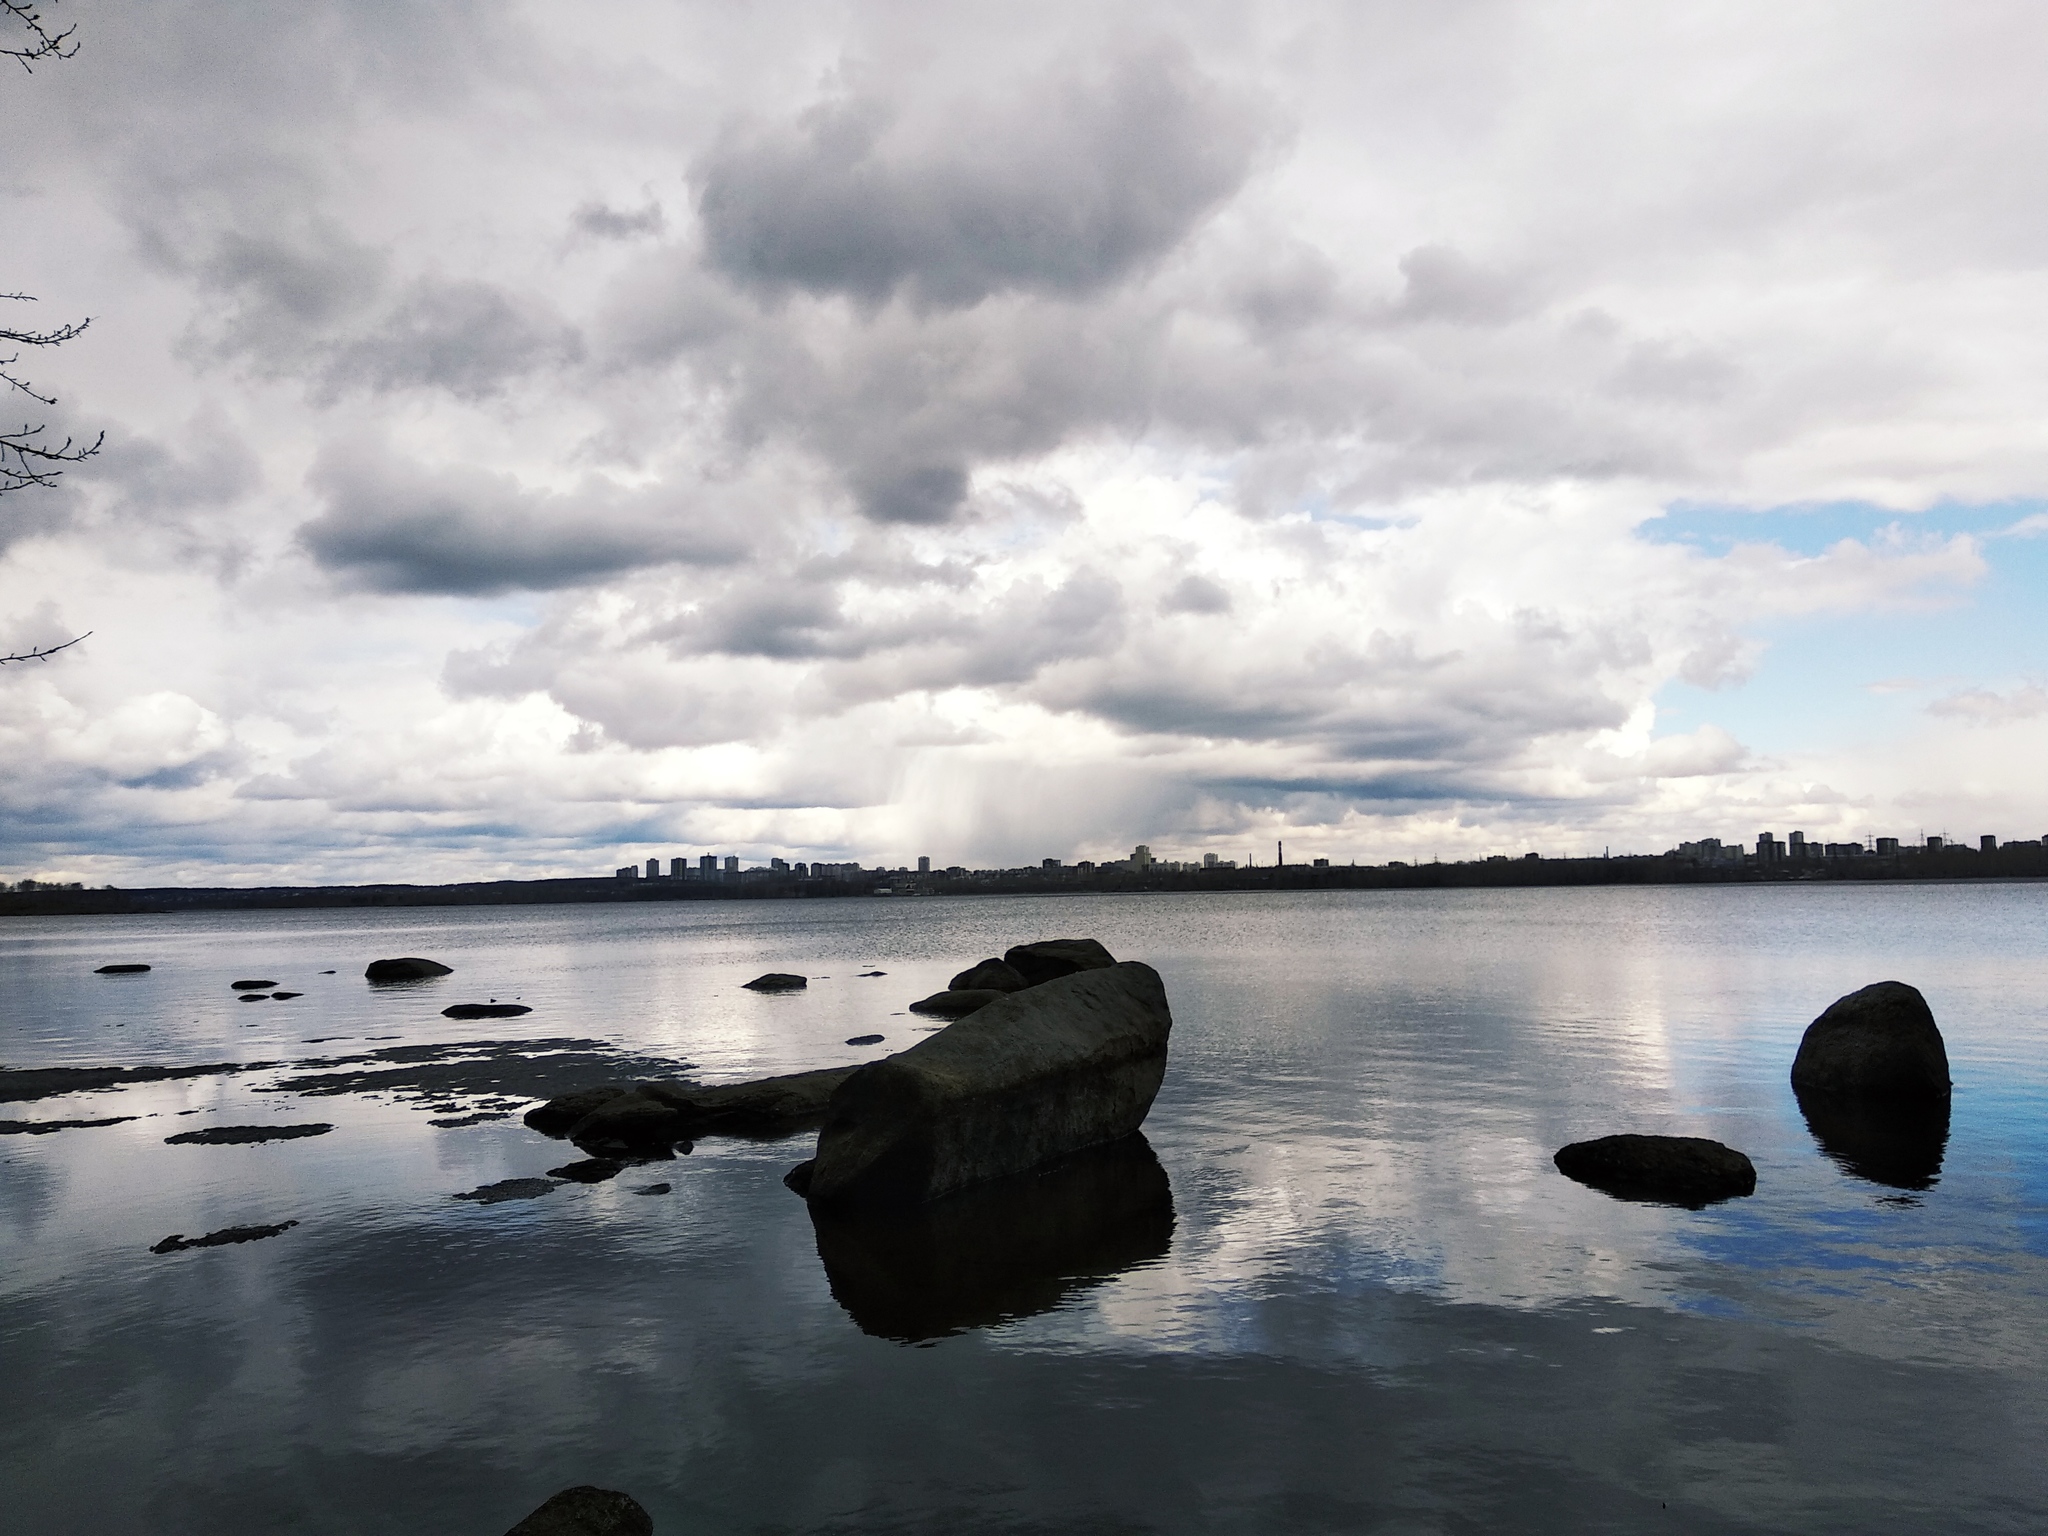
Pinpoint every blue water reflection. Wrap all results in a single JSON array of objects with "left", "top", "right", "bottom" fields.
[{"left": 2, "top": 885, "right": 2045, "bottom": 1532}]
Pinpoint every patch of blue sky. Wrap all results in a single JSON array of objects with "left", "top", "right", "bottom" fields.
[{"left": 1641, "top": 500, "right": 2048, "bottom": 757}]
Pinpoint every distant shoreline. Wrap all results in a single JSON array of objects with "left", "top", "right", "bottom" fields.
[{"left": 4, "top": 845, "right": 2045, "bottom": 918}]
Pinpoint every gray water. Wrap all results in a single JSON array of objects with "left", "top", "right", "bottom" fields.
[{"left": 1, "top": 886, "right": 2044, "bottom": 1534}]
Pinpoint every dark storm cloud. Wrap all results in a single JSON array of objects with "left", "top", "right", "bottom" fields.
[
  {"left": 694, "top": 44, "right": 1271, "bottom": 309},
  {"left": 298, "top": 446, "right": 746, "bottom": 596}
]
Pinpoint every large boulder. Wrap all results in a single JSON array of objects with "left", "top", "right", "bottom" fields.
[
  {"left": 806, "top": 1133, "right": 1174, "bottom": 1342},
  {"left": 1002, "top": 939, "right": 1117, "bottom": 987},
  {"left": 365, "top": 957, "right": 452, "bottom": 982},
  {"left": 1554, "top": 1134, "right": 1757, "bottom": 1207},
  {"left": 742, "top": 972, "right": 807, "bottom": 992},
  {"left": 949, "top": 958, "right": 1029, "bottom": 993},
  {"left": 907, "top": 988, "right": 1004, "bottom": 1019},
  {"left": 1790, "top": 981, "right": 1951, "bottom": 1100},
  {"left": 504, "top": 1485, "right": 652, "bottom": 1536},
  {"left": 797, "top": 961, "right": 1172, "bottom": 1210}
]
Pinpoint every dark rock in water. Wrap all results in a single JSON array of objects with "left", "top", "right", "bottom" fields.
[
  {"left": 548, "top": 1157, "right": 625, "bottom": 1183},
  {"left": 784, "top": 1158, "right": 816, "bottom": 1196},
  {"left": 950, "top": 958, "right": 1029, "bottom": 993},
  {"left": 1002, "top": 938, "right": 1117, "bottom": 988},
  {"left": 809, "top": 1133, "right": 1175, "bottom": 1341},
  {"left": 742, "top": 972, "right": 808, "bottom": 992},
  {"left": 1791, "top": 981, "right": 1951, "bottom": 1101},
  {"left": 564, "top": 1090, "right": 688, "bottom": 1157},
  {"left": 802, "top": 962, "right": 1173, "bottom": 1209},
  {"left": 846, "top": 1033, "right": 886, "bottom": 1046},
  {"left": 858, "top": 970, "right": 887, "bottom": 977},
  {"left": 270, "top": 991, "right": 302, "bottom": 1000},
  {"left": 504, "top": 1485, "right": 653, "bottom": 1536},
  {"left": 230, "top": 979, "right": 276, "bottom": 990},
  {"left": 95, "top": 963, "right": 151, "bottom": 974},
  {"left": 429, "top": 1111, "right": 511, "bottom": 1128},
  {"left": 907, "top": 988, "right": 1004, "bottom": 1019},
  {"left": 166, "top": 1123, "right": 334, "bottom": 1146},
  {"left": 239, "top": 994, "right": 267, "bottom": 1002},
  {"left": 523, "top": 1084, "right": 631, "bottom": 1135},
  {"left": 442, "top": 1002, "right": 533, "bottom": 1019},
  {"left": 452, "top": 1177, "right": 561, "bottom": 1204},
  {"left": 151, "top": 1220, "right": 298, "bottom": 1254},
  {"left": 1554, "top": 1134, "right": 1757, "bottom": 1207},
  {"left": 639, "top": 1066, "right": 858, "bottom": 1138},
  {"left": 526, "top": 1067, "right": 859, "bottom": 1145},
  {"left": 631, "top": 1182, "right": 671, "bottom": 1196},
  {"left": 365, "top": 957, "right": 453, "bottom": 982},
  {"left": 318, "top": 970, "right": 335, "bottom": 974},
  {"left": 1798, "top": 1089, "right": 1951, "bottom": 1191},
  {"left": 0, "top": 1115, "right": 136, "bottom": 1135}
]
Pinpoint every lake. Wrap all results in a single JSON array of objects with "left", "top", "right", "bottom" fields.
[{"left": 2, "top": 885, "right": 2044, "bottom": 1534}]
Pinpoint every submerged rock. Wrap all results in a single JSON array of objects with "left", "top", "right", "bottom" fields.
[
  {"left": 807, "top": 1133, "right": 1175, "bottom": 1342},
  {"left": 442, "top": 1002, "right": 533, "bottom": 1019},
  {"left": 94, "top": 963, "right": 150, "bottom": 974},
  {"left": 1791, "top": 981, "right": 1951, "bottom": 1101},
  {"left": 365, "top": 957, "right": 453, "bottom": 982},
  {"left": 800, "top": 961, "right": 1173, "bottom": 1210},
  {"left": 547, "top": 1157, "right": 626, "bottom": 1184},
  {"left": 452, "top": 1177, "right": 561, "bottom": 1204},
  {"left": 230, "top": 979, "right": 277, "bottom": 990},
  {"left": 238, "top": 994, "right": 267, "bottom": 1002},
  {"left": 0, "top": 1115, "right": 136, "bottom": 1135},
  {"left": 270, "top": 991, "right": 302, "bottom": 1000},
  {"left": 631, "top": 1182, "right": 671, "bottom": 1196},
  {"left": 845, "top": 1034, "right": 885, "bottom": 1046},
  {"left": 504, "top": 1485, "right": 653, "bottom": 1536},
  {"left": 742, "top": 972, "right": 808, "bottom": 992},
  {"left": 151, "top": 1220, "right": 298, "bottom": 1254},
  {"left": 1553, "top": 1134, "right": 1757, "bottom": 1207},
  {"left": 949, "top": 958, "right": 1029, "bottom": 993},
  {"left": 1002, "top": 939, "right": 1117, "bottom": 987},
  {"left": 165, "top": 1123, "right": 333, "bottom": 1145},
  {"left": 907, "top": 988, "right": 1004, "bottom": 1019}
]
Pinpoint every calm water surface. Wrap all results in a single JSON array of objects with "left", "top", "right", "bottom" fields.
[{"left": 2, "top": 886, "right": 2044, "bottom": 1533}]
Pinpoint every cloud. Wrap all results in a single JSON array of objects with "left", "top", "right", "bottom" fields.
[
  {"left": 298, "top": 444, "right": 747, "bottom": 595},
  {"left": 1928, "top": 684, "right": 2048, "bottom": 724},
  {"left": 694, "top": 44, "right": 1272, "bottom": 310},
  {"left": 572, "top": 200, "right": 666, "bottom": 241}
]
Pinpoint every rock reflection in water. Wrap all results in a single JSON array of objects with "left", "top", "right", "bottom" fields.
[
  {"left": 1796, "top": 1089, "right": 1951, "bottom": 1192},
  {"left": 808, "top": 1133, "right": 1174, "bottom": 1342}
]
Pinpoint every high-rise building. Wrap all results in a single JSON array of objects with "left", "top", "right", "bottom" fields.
[
  {"left": 1982, "top": 835, "right": 1998, "bottom": 852},
  {"left": 1788, "top": 831, "right": 1807, "bottom": 859},
  {"left": 1756, "top": 833, "right": 1784, "bottom": 865},
  {"left": 1875, "top": 837, "right": 1900, "bottom": 855},
  {"left": 1926, "top": 836, "right": 1944, "bottom": 852},
  {"left": 723, "top": 855, "right": 739, "bottom": 876},
  {"left": 645, "top": 857, "right": 660, "bottom": 879},
  {"left": 700, "top": 854, "right": 718, "bottom": 872},
  {"left": 1130, "top": 845, "right": 1153, "bottom": 870},
  {"left": 615, "top": 866, "right": 637, "bottom": 880},
  {"left": 669, "top": 857, "right": 687, "bottom": 878},
  {"left": 771, "top": 857, "right": 789, "bottom": 872},
  {"left": 918, "top": 856, "right": 931, "bottom": 874}
]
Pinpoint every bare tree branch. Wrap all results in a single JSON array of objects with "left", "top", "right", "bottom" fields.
[
  {"left": 2, "top": 0, "right": 78, "bottom": 70},
  {"left": 0, "top": 629, "right": 89, "bottom": 664}
]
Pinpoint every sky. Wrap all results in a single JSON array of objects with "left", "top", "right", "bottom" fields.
[{"left": 4, "top": 0, "right": 2048, "bottom": 885}]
